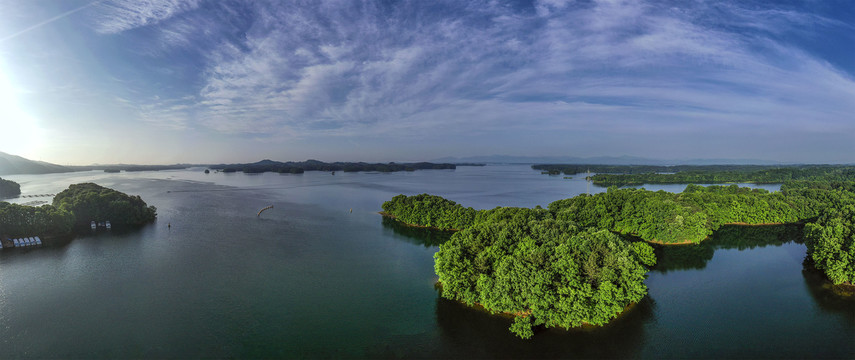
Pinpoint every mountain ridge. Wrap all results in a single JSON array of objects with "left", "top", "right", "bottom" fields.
[
  {"left": 0, "top": 151, "right": 71, "bottom": 175},
  {"left": 431, "top": 155, "right": 787, "bottom": 165}
]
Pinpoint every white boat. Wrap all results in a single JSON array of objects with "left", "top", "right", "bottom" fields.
[
  {"left": 13, "top": 238, "right": 19, "bottom": 247},
  {"left": 35, "top": 236, "right": 42, "bottom": 245}
]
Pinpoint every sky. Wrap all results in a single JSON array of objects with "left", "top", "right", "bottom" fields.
[{"left": 0, "top": 0, "right": 853, "bottom": 165}]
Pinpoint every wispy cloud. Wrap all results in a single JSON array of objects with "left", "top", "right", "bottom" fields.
[
  {"left": 91, "top": 0, "right": 202, "bottom": 34},
  {"left": 107, "top": 0, "right": 855, "bottom": 157}
]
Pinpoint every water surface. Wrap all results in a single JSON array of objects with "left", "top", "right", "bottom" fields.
[{"left": 0, "top": 165, "right": 850, "bottom": 358}]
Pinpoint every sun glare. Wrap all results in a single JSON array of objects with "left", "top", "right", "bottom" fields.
[{"left": 0, "top": 69, "right": 44, "bottom": 159}]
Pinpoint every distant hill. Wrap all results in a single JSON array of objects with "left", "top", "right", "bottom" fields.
[
  {"left": 0, "top": 151, "right": 71, "bottom": 175},
  {"left": 432, "top": 155, "right": 784, "bottom": 165},
  {"left": 210, "top": 159, "right": 457, "bottom": 174}
]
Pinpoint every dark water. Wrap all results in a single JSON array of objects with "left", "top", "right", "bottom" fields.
[{"left": 0, "top": 166, "right": 851, "bottom": 358}]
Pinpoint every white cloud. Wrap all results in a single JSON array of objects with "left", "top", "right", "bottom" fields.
[
  {"left": 127, "top": 0, "right": 854, "bottom": 156},
  {"left": 91, "top": 0, "right": 202, "bottom": 34}
]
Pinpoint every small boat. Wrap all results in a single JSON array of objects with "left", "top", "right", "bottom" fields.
[{"left": 35, "top": 236, "right": 42, "bottom": 245}]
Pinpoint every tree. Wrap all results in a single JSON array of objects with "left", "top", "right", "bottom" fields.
[{"left": 0, "top": 177, "right": 21, "bottom": 199}]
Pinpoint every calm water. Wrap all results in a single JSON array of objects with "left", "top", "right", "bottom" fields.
[{"left": 0, "top": 165, "right": 851, "bottom": 358}]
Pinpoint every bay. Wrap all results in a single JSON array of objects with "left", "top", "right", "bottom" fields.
[{"left": 0, "top": 165, "right": 851, "bottom": 358}]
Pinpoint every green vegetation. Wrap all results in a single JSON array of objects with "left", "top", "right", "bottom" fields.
[
  {"left": 589, "top": 166, "right": 855, "bottom": 186},
  {"left": 0, "top": 202, "right": 74, "bottom": 237},
  {"left": 384, "top": 179, "right": 855, "bottom": 337},
  {"left": 212, "top": 159, "right": 456, "bottom": 174},
  {"left": 0, "top": 177, "right": 21, "bottom": 199},
  {"left": 382, "top": 216, "right": 454, "bottom": 248},
  {"left": 803, "top": 188, "right": 855, "bottom": 285},
  {"left": 532, "top": 164, "right": 855, "bottom": 187},
  {"left": 533, "top": 164, "right": 808, "bottom": 175},
  {"left": 549, "top": 184, "right": 817, "bottom": 244},
  {"left": 53, "top": 183, "right": 157, "bottom": 229},
  {"left": 654, "top": 224, "right": 803, "bottom": 273},
  {"left": 0, "top": 182, "right": 156, "bottom": 240},
  {"left": 381, "top": 194, "right": 475, "bottom": 230},
  {"left": 435, "top": 215, "right": 653, "bottom": 338}
]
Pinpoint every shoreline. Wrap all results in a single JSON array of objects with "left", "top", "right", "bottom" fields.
[
  {"left": 645, "top": 222, "right": 798, "bottom": 246},
  {"left": 644, "top": 239, "right": 697, "bottom": 246},
  {"left": 435, "top": 280, "right": 639, "bottom": 330},
  {"left": 378, "top": 212, "right": 461, "bottom": 232}
]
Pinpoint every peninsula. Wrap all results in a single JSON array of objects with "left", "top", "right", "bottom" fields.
[{"left": 382, "top": 179, "right": 855, "bottom": 337}]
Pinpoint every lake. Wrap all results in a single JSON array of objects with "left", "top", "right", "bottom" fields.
[{"left": 0, "top": 165, "right": 852, "bottom": 358}]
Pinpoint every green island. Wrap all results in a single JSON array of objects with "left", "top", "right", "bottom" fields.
[
  {"left": 381, "top": 180, "right": 855, "bottom": 338},
  {"left": 0, "top": 182, "right": 156, "bottom": 238},
  {"left": 0, "top": 177, "right": 21, "bottom": 199},
  {"left": 532, "top": 164, "right": 855, "bottom": 187},
  {"left": 212, "top": 159, "right": 458, "bottom": 174}
]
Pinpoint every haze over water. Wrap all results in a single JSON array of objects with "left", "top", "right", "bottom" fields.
[{"left": 0, "top": 165, "right": 851, "bottom": 358}]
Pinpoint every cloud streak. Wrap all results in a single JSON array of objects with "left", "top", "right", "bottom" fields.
[
  {"left": 0, "top": 0, "right": 99, "bottom": 43},
  {"left": 135, "top": 0, "right": 852, "bottom": 143},
  {"left": 8, "top": 0, "right": 854, "bottom": 163},
  {"left": 91, "top": 0, "right": 202, "bottom": 34}
]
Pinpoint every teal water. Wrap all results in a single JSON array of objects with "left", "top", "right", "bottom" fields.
[{"left": 0, "top": 165, "right": 851, "bottom": 358}]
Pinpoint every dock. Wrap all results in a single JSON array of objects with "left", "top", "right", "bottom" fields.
[{"left": 1, "top": 236, "right": 43, "bottom": 249}]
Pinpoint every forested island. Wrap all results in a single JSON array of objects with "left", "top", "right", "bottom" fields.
[
  {"left": 0, "top": 183, "right": 156, "bottom": 238},
  {"left": 382, "top": 180, "right": 855, "bottom": 338},
  {"left": 532, "top": 164, "right": 855, "bottom": 186},
  {"left": 0, "top": 177, "right": 21, "bottom": 199},
  {"left": 211, "top": 159, "right": 457, "bottom": 174},
  {"left": 532, "top": 164, "right": 786, "bottom": 175}
]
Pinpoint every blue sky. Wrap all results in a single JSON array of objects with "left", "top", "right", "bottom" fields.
[{"left": 0, "top": 0, "right": 853, "bottom": 165}]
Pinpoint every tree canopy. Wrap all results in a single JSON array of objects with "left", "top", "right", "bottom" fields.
[
  {"left": 382, "top": 194, "right": 475, "bottom": 230},
  {"left": 384, "top": 179, "right": 855, "bottom": 336},
  {"left": 435, "top": 215, "right": 653, "bottom": 338},
  {"left": 53, "top": 183, "right": 157, "bottom": 229},
  {"left": 0, "top": 202, "right": 73, "bottom": 237},
  {"left": 0, "top": 177, "right": 21, "bottom": 199},
  {"left": 588, "top": 166, "right": 855, "bottom": 186}
]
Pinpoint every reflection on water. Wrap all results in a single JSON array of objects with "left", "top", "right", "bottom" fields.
[
  {"left": 380, "top": 216, "right": 454, "bottom": 248},
  {"left": 654, "top": 224, "right": 804, "bottom": 273},
  {"left": 0, "top": 167, "right": 851, "bottom": 358},
  {"left": 803, "top": 263, "right": 855, "bottom": 323},
  {"left": 431, "top": 296, "right": 655, "bottom": 359}
]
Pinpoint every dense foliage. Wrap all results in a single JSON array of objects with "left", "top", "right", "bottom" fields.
[
  {"left": 802, "top": 185, "right": 855, "bottom": 285},
  {"left": 382, "top": 194, "right": 475, "bottom": 230},
  {"left": 548, "top": 184, "right": 818, "bottom": 244},
  {"left": 386, "top": 178, "right": 855, "bottom": 337},
  {"left": 213, "top": 159, "right": 456, "bottom": 174},
  {"left": 590, "top": 166, "right": 855, "bottom": 186},
  {"left": 382, "top": 216, "right": 454, "bottom": 247},
  {"left": 53, "top": 183, "right": 157, "bottom": 228},
  {"left": 435, "top": 214, "right": 653, "bottom": 338},
  {"left": 0, "top": 177, "right": 21, "bottom": 199},
  {"left": 532, "top": 164, "right": 784, "bottom": 175},
  {"left": 655, "top": 224, "right": 803, "bottom": 273},
  {"left": 0, "top": 202, "right": 74, "bottom": 237}
]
